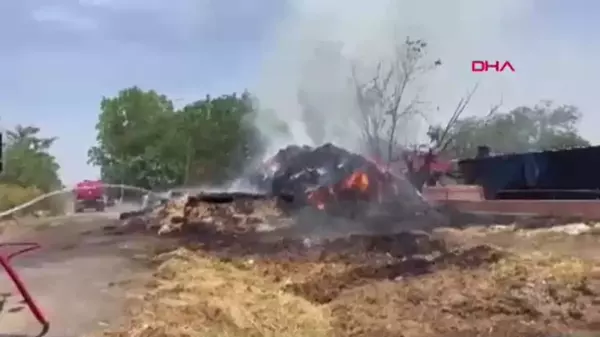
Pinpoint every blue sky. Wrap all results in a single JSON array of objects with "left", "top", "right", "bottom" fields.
[
  {"left": 1, "top": 0, "right": 598, "bottom": 186},
  {"left": 0, "top": 0, "right": 284, "bottom": 185}
]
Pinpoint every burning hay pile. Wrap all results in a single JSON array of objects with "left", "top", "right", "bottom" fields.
[
  {"left": 108, "top": 143, "right": 600, "bottom": 337},
  {"left": 138, "top": 143, "right": 444, "bottom": 236},
  {"left": 255, "top": 143, "right": 430, "bottom": 214}
]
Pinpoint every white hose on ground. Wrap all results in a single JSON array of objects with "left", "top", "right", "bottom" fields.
[{"left": 0, "top": 184, "right": 158, "bottom": 218}]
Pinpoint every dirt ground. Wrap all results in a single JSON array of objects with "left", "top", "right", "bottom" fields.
[
  {"left": 4, "top": 202, "right": 600, "bottom": 337},
  {"left": 103, "top": 206, "right": 600, "bottom": 337},
  {"left": 0, "top": 211, "right": 176, "bottom": 337}
]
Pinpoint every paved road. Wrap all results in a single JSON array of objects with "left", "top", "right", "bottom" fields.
[{"left": 0, "top": 209, "right": 169, "bottom": 337}]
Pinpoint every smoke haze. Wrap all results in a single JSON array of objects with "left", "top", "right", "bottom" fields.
[{"left": 250, "top": 0, "right": 597, "bottom": 157}]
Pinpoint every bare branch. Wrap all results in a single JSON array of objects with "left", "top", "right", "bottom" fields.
[
  {"left": 486, "top": 94, "right": 503, "bottom": 118},
  {"left": 436, "top": 83, "right": 479, "bottom": 152},
  {"left": 351, "top": 36, "right": 439, "bottom": 161}
]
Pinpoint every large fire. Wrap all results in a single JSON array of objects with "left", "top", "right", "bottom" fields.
[
  {"left": 342, "top": 171, "right": 370, "bottom": 193},
  {"left": 306, "top": 169, "right": 382, "bottom": 211},
  {"left": 252, "top": 143, "right": 431, "bottom": 217}
]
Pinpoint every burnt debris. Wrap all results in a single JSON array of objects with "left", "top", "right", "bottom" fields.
[{"left": 249, "top": 143, "right": 433, "bottom": 219}]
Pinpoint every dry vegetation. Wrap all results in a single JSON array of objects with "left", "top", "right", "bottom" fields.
[
  {"left": 0, "top": 184, "right": 45, "bottom": 212},
  {"left": 0, "top": 184, "right": 66, "bottom": 233},
  {"left": 104, "top": 199, "right": 600, "bottom": 337},
  {"left": 0, "top": 184, "right": 66, "bottom": 219}
]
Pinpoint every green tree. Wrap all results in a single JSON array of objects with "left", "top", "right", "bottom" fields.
[
  {"left": 437, "top": 101, "right": 590, "bottom": 158},
  {"left": 176, "top": 92, "right": 259, "bottom": 185},
  {"left": 88, "top": 87, "right": 261, "bottom": 190},
  {"left": 88, "top": 86, "right": 181, "bottom": 189},
  {"left": 0, "top": 124, "right": 62, "bottom": 192}
]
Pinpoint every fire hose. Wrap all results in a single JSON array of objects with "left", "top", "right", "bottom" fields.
[
  {"left": 0, "top": 242, "right": 48, "bottom": 336},
  {"left": 0, "top": 184, "right": 154, "bottom": 336}
]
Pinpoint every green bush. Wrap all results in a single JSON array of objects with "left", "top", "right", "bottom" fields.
[{"left": 0, "top": 184, "right": 65, "bottom": 216}]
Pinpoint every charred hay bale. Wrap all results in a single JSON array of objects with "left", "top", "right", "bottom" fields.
[
  {"left": 267, "top": 143, "right": 433, "bottom": 220},
  {"left": 236, "top": 144, "right": 452, "bottom": 237},
  {"left": 270, "top": 144, "right": 365, "bottom": 199},
  {"left": 248, "top": 145, "right": 312, "bottom": 192}
]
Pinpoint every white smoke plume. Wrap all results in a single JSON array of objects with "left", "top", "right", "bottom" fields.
[{"left": 250, "top": 0, "right": 597, "bottom": 157}]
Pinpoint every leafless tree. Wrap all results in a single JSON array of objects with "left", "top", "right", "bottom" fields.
[
  {"left": 427, "top": 83, "right": 480, "bottom": 152},
  {"left": 427, "top": 87, "right": 503, "bottom": 156},
  {"left": 352, "top": 37, "right": 441, "bottom": 163}
]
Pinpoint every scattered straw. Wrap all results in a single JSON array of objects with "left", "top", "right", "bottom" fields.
[{"left": 107, "top": 248, "right": 332, "bottom": 337}]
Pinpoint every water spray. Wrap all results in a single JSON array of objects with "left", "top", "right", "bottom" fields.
[{"left": 0, "top": 183, "right": 159, "bottom": 219}]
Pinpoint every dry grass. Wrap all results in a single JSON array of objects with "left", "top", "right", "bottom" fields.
[
  {"left": 0, "top": 184, "right": 67, "bottom": 231},
  {"left": 154, "top": 198, "right": 289, "bottom": 235},
  {"left": 106, "top": 248, "right": 333, "bottom": 337},
  {"left": 327, "top": 250, "right": 600, "bottom": 337},
  {"left": 438, "top": 225, "right": 600, "bottom": 260},
  {"left": 104, "top": 236, "right": 600, "bottom": 337},
  {"left": 0, "top": 184, "right": 44, "bottom": 213},
  {"left": 102, "top": 199, "right": 600, "bottom": 337}
]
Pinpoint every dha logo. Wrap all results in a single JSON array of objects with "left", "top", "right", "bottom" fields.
[{"left": 471, "top": 60, "right": 515, "bottom": 73}]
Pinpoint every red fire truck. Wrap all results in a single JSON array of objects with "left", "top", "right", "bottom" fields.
[{"left": 73, "top": 180, "right": 105, "bottom": 212}]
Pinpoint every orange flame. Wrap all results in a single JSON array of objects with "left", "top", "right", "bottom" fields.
[
  {"left": 342, "top": 171, "right": 370, "bottom": 193},
  {"left": 307, "top": 172, "right": 373, "bottom": 210}
]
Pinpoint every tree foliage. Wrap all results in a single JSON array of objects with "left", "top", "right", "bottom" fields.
[
  {"left": 87, "top": 77, "right": 589, "bottom": 192},
  {"left": 435, "top": 101, "right": 590, "bottom": 158},
  {"left": 0, "top": 124, "right": 62, "bottom": 213},
  {"left": 88, "top": 87, "right": 180, "bottom": 189},
  {"left": 175, "top": 92, "right": 258, "bottom": 184},
  {"left": 1, "top": 125, "right": 62, "bottom": 192},
  {"left": 88, "top": 87, "right": 260, "bottom": 190}
]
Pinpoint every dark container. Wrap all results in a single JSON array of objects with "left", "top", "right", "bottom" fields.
[{"left": 458, "top": 145, "right": 600, "bottom": 200}]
